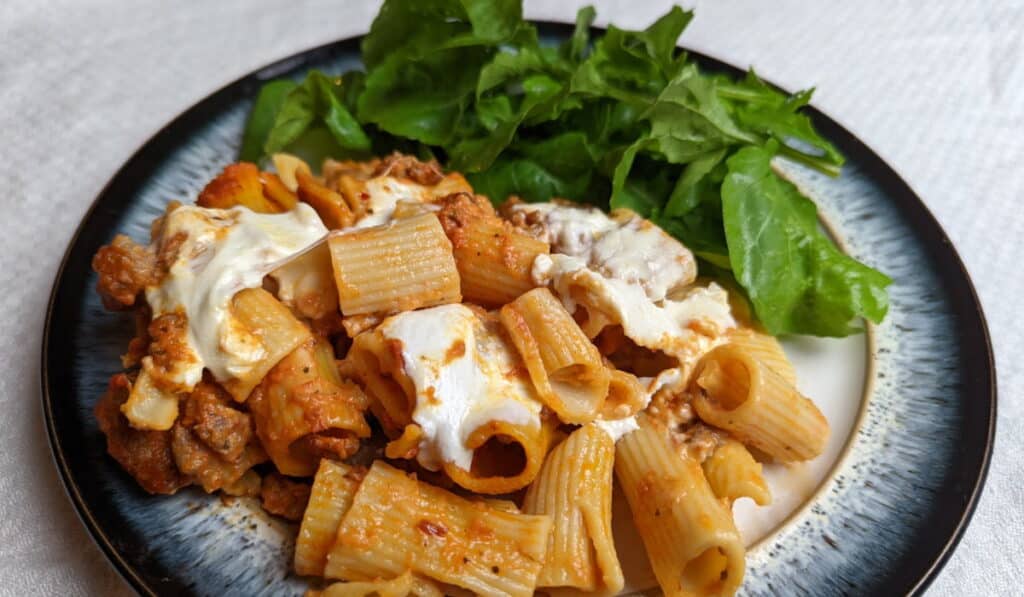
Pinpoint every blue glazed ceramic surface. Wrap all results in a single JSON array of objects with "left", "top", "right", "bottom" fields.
[{"left": 43, "top": 25, "right": 994, "bottom": 597}]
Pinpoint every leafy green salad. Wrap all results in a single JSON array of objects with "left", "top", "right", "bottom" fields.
[{"left": 240, "top": 0, "right": 890, "bottom": 338}]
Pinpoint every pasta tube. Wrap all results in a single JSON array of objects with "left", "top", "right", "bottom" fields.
[
  {"left": 522, "top": 424, "right": 623, "bottom": 594},
  {"left": 295, "top": 460, "right": 364, "bottom": 577},
  {"left": 500, "top": 288, "right": 610, "bottom": 424},
  {"left": 702, "top": 438, "right": 771, "bottom": 506},
  {"left": 221, "top": 288, "right": 312, "bottom": 402},
  {"left": 328, "top": 213, "right": 461, "bottom": 317},
  {"left": 324, "top": 461, "right": 551, "bottom": 597},
  {"left": 437, "top": 194, "right": 549, "bottom": 306},
  {"left": 725, "top": 328, "right": 796, "bottom": 386},
  {"left": 442, "top": 417, "right": 556, "bottom": 495},
  {"left": 311, "top": 571, "right": 443, "bottom": 597},
  {"left": 248, "top": 336, "right": 371, "bottom": 476},
  {"left": 691, "top": 344, "right": 828, "bottom": 462},
  {"left": 616, "top": 416, "right": 745, "bottom": 597}
]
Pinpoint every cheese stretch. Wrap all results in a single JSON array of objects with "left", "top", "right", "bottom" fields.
[{"left": 145, "top": 203, "right": 327, "bottom": 389}]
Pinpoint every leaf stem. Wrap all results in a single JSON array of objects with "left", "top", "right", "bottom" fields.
[{"left": 777, "top": 144, "right": 842, "bottom": 177}]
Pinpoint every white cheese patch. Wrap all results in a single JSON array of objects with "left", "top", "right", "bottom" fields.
[
  {"left": 144, "top": 203, "right": 327, "bottom": 388},
  {"left": 380, "top": 304, "right": 543, "bottom": 471},
  {"left": 510, "top": 202, "right": 696, "bottom": 300},
  {"left": 353, "top": 175, "right": 458, "bottom": 229},
  {"left": 534, "top": 253, "right": 734, "bottom": 362}
]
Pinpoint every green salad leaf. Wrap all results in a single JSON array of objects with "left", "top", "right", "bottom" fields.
[
  {"left": 238, "top": 0, "right": 891, "bottom": 337},
  {"left": 721, "top": 142, "right": 890, "bottom": 335}
]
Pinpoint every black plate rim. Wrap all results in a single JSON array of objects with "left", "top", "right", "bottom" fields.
[{"left": 41, "top": 21, "right": 997, "bottom": 597}]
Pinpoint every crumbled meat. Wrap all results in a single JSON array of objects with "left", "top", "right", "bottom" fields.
[
  {"left": 92, "top": 235, "right": 159, "bottom": 309},
  {"left": 170, "top": 424, "right": 267, "bottom": 493},
  {"left": 434, "top": 192, "right": 498, "bottom": 245},
  {"left": 94, "top": 374, "right": 189, "bottom": 494},
  {"left": 260, "top": 473, "right": 311, "bottom": 522},
  {"left": 121, "top": 305, "right": 152, "bottom": 368},
  {"left": 646, "top": 385, "right": 697, "bottom": 431},
  {"left": 671, "top": 423, "right": 723, "bottom": 463},
  {"left": 500, "top": 197, "right": 548, "bottom": 240},
  {"left": 291, "top": 433, "right": 361, "bottom": 462},
  {"left": 179, "top": 380, "right": 253, "bottom": 462},
  {"left": 221, "top": 470, "right": 262, "bottom": 498},
  {"left": 372, "top": 152, "right": 444, "bottom": 185},
  {"left": 145, "top": 311, "right": 195, "bottom": 382}
]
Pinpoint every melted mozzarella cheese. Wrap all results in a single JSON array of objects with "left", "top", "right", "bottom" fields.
[
  {"left": 380, "top": 304, "right": 542, "bottom": 471},
  {"left": 510, "top": 202, "right": 617, "bottom": 256},
  {"left": 145, "top": 203, "right": 327, "bottom": 388},
  {"left": 354, "top": 176, "right": 455, "bottom": 228},
  {"left": 593, "top": 417, "right": 640, "bottom": 442},
  {"left": 534, "top": 253, "right": 734, "bottom": 361},
  {"left": 522, "top": 203, "right": 733, "bottom": 442},
  {"left": 510, "top": 202, "right": 696, "bottom": 300}
]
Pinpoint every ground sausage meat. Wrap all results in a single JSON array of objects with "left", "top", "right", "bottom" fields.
[
  {"left": 146, "top": 311, "right": 196, "bottom": 382},
  {"left": 179, "top": 380, "right": 253, "bottom": 462},
  {"left": 91, "top": 235, "right": 159, "bottom": 309},
  {"left": 170, "top": 425, "right": 267, "bottom": 493},
  {"left": 260, "top": 473, "right": 311, "bottom": 522},
  {"left": 372, "top": 152, "right": 444, "bottom": 185},
  {"left": 94, "top": 374, "right": 190, "bottom": 494},
  {"left": 172, "top": 380, "right": 267, "bottom": 493}
]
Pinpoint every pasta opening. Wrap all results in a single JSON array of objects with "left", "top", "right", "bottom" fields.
[
  {"left": 600, "top": 369, "right": 645, "bottom": 419},
  {"left": 681, "top": 546, "right": 731, "bottom": 594},
  {"left": 550, "top": 363, "right": 589, "bottom": 385},
  {"left": 696, "top": 358, "right": 751, "bottom": 411},
  {"left": 470, "top": 435, "right": 527, "bottom": 479},
  {"left": 595, "top": 325, "right": 679, "bottom": 376}
]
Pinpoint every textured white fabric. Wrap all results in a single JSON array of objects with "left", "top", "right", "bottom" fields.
[{"left": 1, "top": 1, "right": 1020, "bottom": 595}]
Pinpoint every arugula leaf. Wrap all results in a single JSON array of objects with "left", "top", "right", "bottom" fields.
[
  {"left": 639, "top": 6, "right": 694, "bottom": 75},
  {"left": 263, "top": 81, "right": 316, "bottom": 156},
  {"left": 721, "top": 142, "right": 890, "bottom": 335},
  {"left": 261, "top": 72, "right": 370, "bottom": 167},
  {"left": 448, "top": 73, "right": 563, "bottom": 172},
  {"left": 562, "top": 5, "right": 596, "bottom": 63},
  {"left": 240, "top": 80, "right": 297, "bottom": 162},
  {"left": 570, "top": 7, "right": 693, "bottom": 106},
  {"left": 719, "top": 71, "right": 843, "bottom": 175},
  {"left": 239, "top": 2, "right": 890, "bottom": 337},
  {"left": 468, "top": 132, "right": 597, "bottom": 202}
]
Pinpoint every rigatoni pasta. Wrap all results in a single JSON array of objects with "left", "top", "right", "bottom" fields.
[
  {"left": 616, "top": 416, "right": 746, "bottom": 597},
  {"left": 327, "top": 212, "right": 461, "bottom": 317},
  {"left": 248, "top": 337, "right": 371, "bottom": 476},
  {"left": 437, "top": 193, "right": 549, "bottom": 306},
  {"left": 324, "top": 461, "right": 552, "bottom": 597},
  {"left": 295, "top": 460, "right": 364, "bottom": 577},
  {"left": 522, "top": 424, "right": 623, "bottom": 594},
  {"left": 310, "top": 572, "right": 443, "bottom": 597},
  {"left": 702, "top": 438, "right": 771, "bottom": 506},
  {"left": 501, "top": 288, "right": 610, "bottom": 424},
  {"left": 724, "top": 328, "right": 797, "bottom": 386},
  {"left": 221, "top": 288, "right": 312, "bottom": 402},
  {"left": 90, "top": 152, "right": 836, "bottom": 597},
  {"left": 691, "top": 344, "right": 829, "bottom": 462}
]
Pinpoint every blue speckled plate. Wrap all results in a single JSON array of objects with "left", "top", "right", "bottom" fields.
[{"left": 43, "top": 24, "right": 996, "bottom": 597}]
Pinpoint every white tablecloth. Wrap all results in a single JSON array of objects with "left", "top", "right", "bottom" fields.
[{"left": 2, "top": 1, "right": 1020, "bottom": 594}]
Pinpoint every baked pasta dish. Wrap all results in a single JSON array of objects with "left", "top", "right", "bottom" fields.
[{"left": 92, "top": 152, "right": 830, "bottom": 596}]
